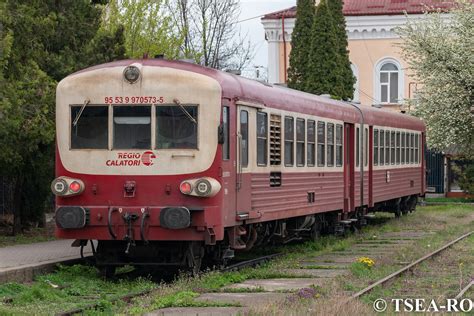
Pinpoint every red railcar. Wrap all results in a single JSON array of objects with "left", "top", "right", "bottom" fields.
[{"left": 52, "top": 59, "right": 425, "bottom": 274}]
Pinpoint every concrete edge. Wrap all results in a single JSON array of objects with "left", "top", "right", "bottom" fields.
[{"left": 0, "top": 256, "right": 94, "bottom": 284}]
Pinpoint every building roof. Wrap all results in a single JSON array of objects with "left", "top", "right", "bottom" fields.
[{"left": 261, "top": 0, "right": 459, "bottom": 19}]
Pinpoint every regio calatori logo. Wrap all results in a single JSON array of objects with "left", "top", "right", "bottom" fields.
[{"left": 106, "top": 151, "right": 156, "bottom": 167}]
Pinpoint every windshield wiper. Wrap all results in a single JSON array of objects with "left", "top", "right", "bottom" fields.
[
  {"left": 173, "top": 98, "right": 197, "bottom": 124},
  {"left": 72, "top": 99, "right": 91, "bottom": 127}
]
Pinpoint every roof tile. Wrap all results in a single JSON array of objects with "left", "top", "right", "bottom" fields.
[{"left": 261, "top": 0, "right": 462, "bottom": 19}]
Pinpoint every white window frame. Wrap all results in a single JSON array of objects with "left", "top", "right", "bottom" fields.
[{"left": 374, "top": 57, "right": 404, "bottom": 105}]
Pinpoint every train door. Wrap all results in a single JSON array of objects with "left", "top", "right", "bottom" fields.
[
  {"left": 344, "top": 123, "right": 355, "bottom": 212},
  {"left": 220, "top": 101, "right": 237, "bottom": 227},
  {"left": 235, "top": 105, "right": 253, "bottom": 214},
  {"left": 368, "top": 126, "right": 373, "bottom": 207}
]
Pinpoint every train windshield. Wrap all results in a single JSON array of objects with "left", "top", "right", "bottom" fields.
[
  {"left": 71, "top": 106, "right": 108, "bottom": 149},
  {"left": 70, "top": 104, "right": 198, "bottom": 150},
  {"left": 156, "top": 105, "right": 198, "bottom": 149},
  {"left": 113, "top": 106, "right": 151, "bottom": 149}
]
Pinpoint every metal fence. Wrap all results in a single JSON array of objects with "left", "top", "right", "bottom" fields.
[{"left": 425, "top": 150, "right": 445, "bottom": 193}]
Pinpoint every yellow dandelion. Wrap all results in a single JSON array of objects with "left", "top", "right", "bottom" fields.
[{"left": 357, "top": 256, "right": 375, "bottom": 268}]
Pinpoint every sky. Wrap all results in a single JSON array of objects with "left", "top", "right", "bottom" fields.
[{"left": 238, "top": 0, "right": 295, "bottom": 78}]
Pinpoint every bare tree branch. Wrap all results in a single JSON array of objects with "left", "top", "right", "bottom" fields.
[{"left": 168, "top": 0, "right": 254, "bottom": 70}]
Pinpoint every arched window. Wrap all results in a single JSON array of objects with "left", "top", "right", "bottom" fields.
[{"left": 375, "top": 58, "right": 403, "bottom": 104}]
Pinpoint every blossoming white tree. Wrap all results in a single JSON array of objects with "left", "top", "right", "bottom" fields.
[{"left": 398, "top": 1, "right": 473, "bottom": 158}]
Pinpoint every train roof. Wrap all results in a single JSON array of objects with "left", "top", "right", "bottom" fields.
[{"left": 69, "top": 59, "right": 425, "bottom": 131}]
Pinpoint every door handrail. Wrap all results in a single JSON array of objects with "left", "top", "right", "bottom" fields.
[{"left": 237, "top": 132, "right": 243, "bottom": 190}]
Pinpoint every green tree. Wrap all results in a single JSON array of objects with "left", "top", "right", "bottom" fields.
[
  {"left": 306, "top": 0, "right": 341, "bottom": 97},
  {"left": 287, "top": 0, "right": 315, "bottom": 91},
  {"left": 82, "top": 25, "right": 127, "bottom": 68},
  {"left": 104, "top": 0, "right": 182, "bottom": 59},
  {"left": 327, "top": 0, "right": 355, "bottom": 100},
  {"left": 0, "top": 0, "right": 126, "bottom": 234},
  {"left": 398, "top": 0, "right": 473, "bottom": 157}
]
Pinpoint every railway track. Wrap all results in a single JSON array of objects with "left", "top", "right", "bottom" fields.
[
  {"left": 349, "top": 230, "right": 474, "bottom": 301},
  {"left": 55, "top": 253, "right": 282, "bottom": 316}
]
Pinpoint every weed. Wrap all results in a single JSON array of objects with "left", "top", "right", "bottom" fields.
[
  {"left": 303, "top": 265, "right": 343, "bottom": 270},
  {"left": 0, "top": 264, "right": 156, "bottom": 315},
  {"left": 350, "top": 262, "right": 373, "bottom": 278},
  {"left": 222, "top": 286, "right": 265, "bottom": 293}
]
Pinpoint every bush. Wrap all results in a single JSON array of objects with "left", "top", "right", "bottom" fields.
[{"left": 453, "top": 162, "right": 474, "bottom": 195}]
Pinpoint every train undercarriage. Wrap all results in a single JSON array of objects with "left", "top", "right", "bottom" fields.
[{"left": 86, "top": 194, "right": 419, "bottom": 277}]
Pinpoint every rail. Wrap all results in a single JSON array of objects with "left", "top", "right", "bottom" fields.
[{"left": 350, "top": 230, "right": 473, "bottom": 300}]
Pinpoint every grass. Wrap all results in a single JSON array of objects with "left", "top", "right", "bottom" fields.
[
  {"left": 0, "top": 264, "right": 156, "bottom": 315},
  {"left": 0, "top": 227, "right": 55, "bottom": 248},
  {"left": 425, "top": 197, "right": 474, "bottom": 203},
  {"left": 1, "top": 204, "right": 472, "bottom": 315},
  {"left": 360, "top": 234, "right": 474, "bottom": 312},
  {"left": 248, "top": 203, "right": 474, "bottom": 315}
]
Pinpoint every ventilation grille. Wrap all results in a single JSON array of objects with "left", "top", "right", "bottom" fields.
[
  {"left": 270, "top": 114, "right": 281, "bottom": 165},
  {"left": 270, "top": 172, "right": 282, "bottom": 187}
]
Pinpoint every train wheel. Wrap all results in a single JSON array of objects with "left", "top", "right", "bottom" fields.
[
  {"left": 409, "top": 195, "right": 418, "bottom": 213},
  {"left": 98, "top": 266, "right": 116, "bottom": 278},
  {"left": 186, "top": 242, "right": 204, "bottom": 276}
]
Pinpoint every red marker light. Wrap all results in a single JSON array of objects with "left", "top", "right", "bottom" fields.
[
  {"left": 180, "top": 182, "right": 192, "bottom": 194},
  {"left": 69, "top": 181, "right": 82, "bottom": 193}
]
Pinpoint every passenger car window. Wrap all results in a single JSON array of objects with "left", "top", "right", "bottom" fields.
[
  {"left": 356, "top": 127, "right": 360, "bottom": 167},
  {"left": 401, "top": 132, "right": 405, "bottom": 164},
  {"left": 257, "top": 112, "right": 268, "bottom": 166},
  {"left": 365, "top": 128, "right": 368, "bottom": 167},
  {"left": 374, "top": 129, "right": 379, "bottom": 166},
  {"left": 307, "top": 120, "right": 316, "bottom": 166},
  {"left": 380, "top": 130, "right": 385, "bottom": 165},
  {"left": 156, "top": 105, "right": 198, "bottom": 149},
  {"left": 336, "top": 124, "right": 343, "bottom": 167},
  {"left": 415, "top": 134, "right": 419, "bottom": 164},
  {"left": 71, "top": 106, "right": 108, "bottom": 149},
  {"left": 327, "top": 123, "right": 334, "bottom": 167},
  {"left": 317, "top": 121, "right": 325, "bottom": 167},
  {"left": 113, "top": 106, "right": 151, "bottom": 149},
  {"left": 390, "top": 131, "right": 395, "bottom": 165},
  {"left": 296, "top": 119, "right": 305, "bottom": 166},
  {"left": 396, "top": 132, "right": 400, "bottom": 164},
  {"left": 284, "top": 117, "right": 294, "bottom": 166}
]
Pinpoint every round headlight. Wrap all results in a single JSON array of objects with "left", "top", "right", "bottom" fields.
[
  {"left": 180, "top": 181, "right": 193, "bottom": 195},
  {"left": 51, "top": 178, "right": 68, "bottom": 196},
  {"left": 123, "top": 66, "right": 140, "bottom": 84},
  {"left": 195, "top": 179, "right": 212, "bottom": 196},
  {"left": 69, "top": 181, "right": 82, "bottom": 193}
]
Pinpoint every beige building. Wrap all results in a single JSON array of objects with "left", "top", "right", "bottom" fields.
[{"left": 261, "top": 0, "right": 452, "bottom": 112}]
